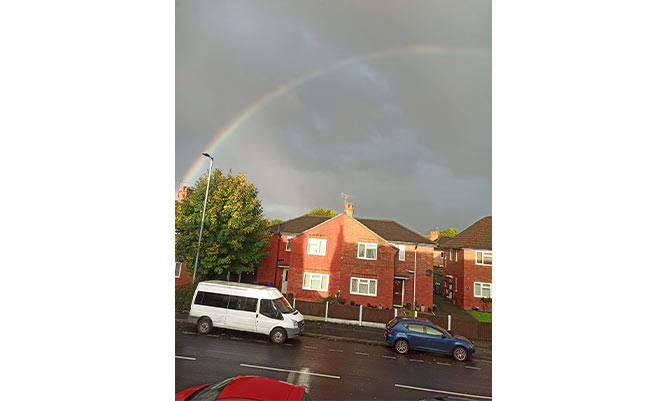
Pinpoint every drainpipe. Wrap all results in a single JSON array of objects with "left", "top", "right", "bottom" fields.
[{"left": 273, "top": 224, "right": 281, "bottom": 288}]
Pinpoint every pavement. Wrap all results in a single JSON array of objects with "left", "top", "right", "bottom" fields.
[{"left": 175, "top": 311, "right": 492, "bottom": 359}]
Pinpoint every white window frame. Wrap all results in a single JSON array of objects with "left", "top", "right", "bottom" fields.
[
  {"left": 285, "top": 236, "right": 295, "bottom": 251},
  {"left": 357, "top": 242, "right": 378, "bottom": 260},
  {"left": 455, "top": 277, "right": 458, "bottom": 292},
  {"left": 449, "top": 249, "right": 452, "bottom": 261},
  {"left": 475, "top": 250, "right": 493, "bottom": 266},
  {"left": 175, "top": 262, "right": 182, "bottom": 278},
  {"left": 302, "top": 272, "right": 329, "bottom": 291},
  {"left": 398, "top": 245, "right": 405, "bottom": 261},
  {"left": 350, "top": 277, "right": 378, "bottom": 297},
  {"left": 473, "top": 282, "right": 492, "bottom": 298},
  {"left": 455, "top": 250, "right": 458, "bottom": 262},
  {"left": 306, "top": 238, "right": 327, "bottom": 256}
]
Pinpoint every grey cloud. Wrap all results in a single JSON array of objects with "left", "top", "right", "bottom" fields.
[{"left": 177, "top": 0, "right": 491, "bottom": 233}]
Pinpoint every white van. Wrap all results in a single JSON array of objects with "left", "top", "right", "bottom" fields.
[{"left": 188, "top": 280, "right": 305, "bottom": 344}]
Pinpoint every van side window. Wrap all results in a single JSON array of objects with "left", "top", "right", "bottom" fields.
[
  {"left": 228, "top": 296, "right": 258, "bottom": 312},
  {"left": 259, "top": 299, "right": 282, "bottom": 320},
  {"left": 243, "top": 297, "right": 258, "bottom": 312},
  {"left": 194, "top": 291, "right": 229, "bottom": 308}
]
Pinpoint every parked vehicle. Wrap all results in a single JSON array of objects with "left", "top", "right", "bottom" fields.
[
  {"left": 188, "top": 281, "right": 305, "bottom": 344},
  {"left": 175, "top": 375, "right": 311, "bottom": 401},
  {"left": 384, "top": 317, "right": 475, "bottom": 361}
]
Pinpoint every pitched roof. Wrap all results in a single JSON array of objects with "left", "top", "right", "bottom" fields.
[
  {"left": 435, "top": 235, "right": 453, "bottom": 249},
  {"left": 268, "top": 215, "right": 332, "bottom": 234},
  {"left": 356, "top": 218, "right": 433, "bottom": 245},
  {"left": 442, "top": 216, "right": 492, "bottom": 250},
  {"left": 266, "top": 214, "right": 433, "bottom": 245}
]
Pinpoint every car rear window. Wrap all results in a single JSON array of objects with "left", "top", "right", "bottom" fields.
[
  {"left": 186, "top": 377, "right": 235, "bottom": 401},
  {"left": 387, "top": 318, "right": 399, "bottom": 328}
]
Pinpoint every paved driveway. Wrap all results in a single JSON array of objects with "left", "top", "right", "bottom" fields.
[{"left": 430, "top": 294, "right": 476, "bottom": 321}]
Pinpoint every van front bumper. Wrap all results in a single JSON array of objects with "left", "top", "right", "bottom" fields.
[{"left": 286, "top": 321, "right": 305, "bottom": 338}]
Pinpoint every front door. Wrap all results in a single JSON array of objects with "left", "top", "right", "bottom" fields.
[
  {"left": 281, "top": 269, "right": 289, "bottom": 294},
  {"left": 393, "top": 279, "right": 403, "bottom": 307}
]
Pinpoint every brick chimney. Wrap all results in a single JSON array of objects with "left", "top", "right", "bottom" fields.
[
  {"left": 429, "top": 231, "right": 439, "bottom": 241},
  {"left": 177, "top": 186, "right": 192, "bottom": 202},
  {"left": 344, "top": 202, "right": 354, "bottom": 217}
]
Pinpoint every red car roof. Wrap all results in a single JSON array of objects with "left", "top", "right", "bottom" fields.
[{"left": 219, "top": 376, "right": 305, "bottom": 401}]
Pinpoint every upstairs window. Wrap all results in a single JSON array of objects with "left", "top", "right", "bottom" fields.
[
  {"left": 357, "top": 242, "right": 377, "bottom": 260},
  {"left": 175, "top": 262, "right": 182, "bottom": 278},
  {"left": 306, "top": 238, "right": 327, "bottom": 256},
  {"left": 398, "top": 245, "right": 406, "bottom": 261},
  {"left": 475, "top": 251, "right": 492, "bottom": 266},
  {"left": 285, "top": 236, "right": 295, "bottom": 251},
  {"left": 449, "top": 249, "right": 452, "bottom": 261}
]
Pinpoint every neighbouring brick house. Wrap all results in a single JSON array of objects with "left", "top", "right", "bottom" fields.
[
  {"left": 442, "top": 216, "right": 492, "bottom": 311},
  {"left": 256, "top": 203, "right": 436, "bottom": 311}
]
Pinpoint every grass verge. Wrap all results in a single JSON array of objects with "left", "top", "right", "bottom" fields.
[{"left": 468, "top": 310, "right": 492, "bottom": 322}]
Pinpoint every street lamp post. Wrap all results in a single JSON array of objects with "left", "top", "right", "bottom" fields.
[
  {"left": 192, "top": 153, "right": 214, "bottom": 283},
  {"left": 413, "top": 243, "right": 418, "bottom": 314}
]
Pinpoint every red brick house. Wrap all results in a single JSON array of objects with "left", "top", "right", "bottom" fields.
[
  {"left": 442, "top": 216, "right": 492, "bottom": 311},
  {"left": 256, "top": 203, "right": 436, "bottom": 311}
]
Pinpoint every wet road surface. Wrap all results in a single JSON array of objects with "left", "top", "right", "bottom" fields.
[{"left": 176, "top": 328, "right": 492, "bottom": 400}]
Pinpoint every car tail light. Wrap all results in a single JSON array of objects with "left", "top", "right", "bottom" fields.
[{"left": 387, "top": 329, "right": 395, "bottom": 334}]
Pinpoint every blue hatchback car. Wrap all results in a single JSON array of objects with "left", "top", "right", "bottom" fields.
[{"left": 384, "top": 317, "right": 475, "bottom": 361}]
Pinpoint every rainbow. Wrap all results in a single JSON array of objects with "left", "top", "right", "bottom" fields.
[{"left": 179, "top": 44, "right": 489, "bottom": 188}]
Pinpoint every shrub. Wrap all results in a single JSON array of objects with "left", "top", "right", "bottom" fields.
[
  {"left": 350, "top": 300, "right": 355, "bottom": 306},
  {"left": 175, "top": 283, "right": 197, "bottom": 311}
]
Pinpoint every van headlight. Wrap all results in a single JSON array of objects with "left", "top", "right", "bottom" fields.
[{"left": 293, "top": 320, "right": 299, "bottom": 328}]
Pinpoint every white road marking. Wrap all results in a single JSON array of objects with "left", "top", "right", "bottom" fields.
[
  {"left": 284, "top": 343, "right": 293, "bottom": 346},
  {"left": 436, "top": 362, "right": 452, "bottom": 366},
  {"left": 328, "top": 349, "right": 343, "bottom": 352},
  {"left": 254, "top": 339, "right": 268, "bottom": 343},
  {"left": 206, "top": 334, "right": 219, "bottom": 338},
  {"left": 230, "top": 336, "right": 243, "bottom": 340},
  {"left": 355, "top": 352, "right": 369, "bottom": 356},
  {"left": 394, "top": 384, "right": 492, "bottom": 400},
  {"left": 287, "top": 368, "right": 312, "bottom": 390},
  {"left": 182, "top": 331, "right": 197, "bottom": 335},
  {"left": 465, "top": 366, "right": 481, "bottom": 370},
  {"left": 477, "top": 359, "right": 492, "bottom": 363},
  {"left": 382, "top": 355, "right": 396, "bottom": 359},
  {"left": 409, "top": 359, "right": 424, "bottom": 362},
  {"left": 175, "top": 355, "right": 196, "bottom": 361},
  {"left": 239, "top": 363, "right": 340, "bottom": 379},
  {"left": 304, "top": 345, "right": 318, "bottom": 350}
]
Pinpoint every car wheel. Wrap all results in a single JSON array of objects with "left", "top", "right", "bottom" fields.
[
  {"left": 394, "top": 339, "right": 409, "bottom": 354},
  {"left": 270, "top": 328, "right": 287, "bottom": 344},
  {"left": 452, "top": 346, "right": 468, "bottom": 361},
  {"left": 197, "top": 317, "right": 212, "bottom": 335}
]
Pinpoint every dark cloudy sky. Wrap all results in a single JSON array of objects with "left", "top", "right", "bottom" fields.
[{"left": 176, "top": 0, "right": 491, "bottom": 235}]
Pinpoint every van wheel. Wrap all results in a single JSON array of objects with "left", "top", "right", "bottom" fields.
[
  {"left": 270, "top": 328, "right": 287, "bottom": 344},
  {"left": 197, "top": 317, "right": 212, "bottom": 335}
]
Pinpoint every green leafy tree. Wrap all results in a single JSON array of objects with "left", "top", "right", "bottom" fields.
[
  {"left": 306, "top": 207, "right": 338, "bottom": 217},
  {"left": 439, "top": 228, "right": 459, "bottom": 237},
  {"left": 267, "top": 219, "right": 282, "bottom": 226},
  {"left": 175, "top": 169, "right": 271, "bottom": 280}
]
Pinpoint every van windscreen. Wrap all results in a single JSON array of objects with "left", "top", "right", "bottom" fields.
[{"left": 273, "top": 297, "right": 295, "bottom": 314}]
